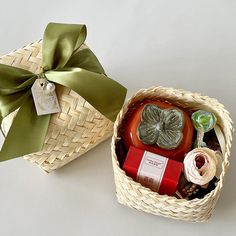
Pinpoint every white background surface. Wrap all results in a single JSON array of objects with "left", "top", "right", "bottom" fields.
[{"left": 0, "top": 1, "right": 236, "bottom": 235}]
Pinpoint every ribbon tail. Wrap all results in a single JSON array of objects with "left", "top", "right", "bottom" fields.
[
  {"left": 0, "top": 95, "right": 50, "bottom": 162},
  {"left": 46, "top": 68, "right": 127, "bottom": 122}
]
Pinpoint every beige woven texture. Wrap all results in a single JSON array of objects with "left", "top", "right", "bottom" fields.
[
  {"left": 111, "top": 87, "right": 233, "bottom": 222},
  {"left": 0, "top": 41, "right": 113, "bottom": 172}
]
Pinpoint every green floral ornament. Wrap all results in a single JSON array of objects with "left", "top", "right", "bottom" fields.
[
  {"left": 137, "top": 104, "right": 185, "bottom": 150},
  {"left": 191, "top": 110, "right": 217, "bottom": 147}
]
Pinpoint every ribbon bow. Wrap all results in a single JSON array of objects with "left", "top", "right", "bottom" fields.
[{"left": 0, "top": 23, "right": 127, "bottom": 162}]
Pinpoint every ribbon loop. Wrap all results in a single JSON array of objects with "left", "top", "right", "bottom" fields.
[
  {"left": 0, "top": 64, "right": 36, "bottom": 120},
  {"left": 43, "top": 23, "right": 87, "bottom": 70},
  {"left": 65, "top": 47, "right": 106, "bottom": 75}
]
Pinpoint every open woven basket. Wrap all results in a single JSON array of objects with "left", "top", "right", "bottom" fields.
[
  {"left": 111, "top": 86, "right": 233, "bottom": 222},
  {"left": 0, "top": 41, "right": 113, "bottom": 172}
]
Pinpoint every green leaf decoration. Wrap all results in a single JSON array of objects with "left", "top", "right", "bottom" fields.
[{"left": 137, "top": 104, "right": 185, "bottom": 150}]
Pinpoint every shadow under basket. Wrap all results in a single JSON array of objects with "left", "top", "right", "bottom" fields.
[
  {"left": 111, "top": 86, "right": 233, "bottom": 222},
  {"left": 0, "top": 41, "right": 113, "bottom": 172}
]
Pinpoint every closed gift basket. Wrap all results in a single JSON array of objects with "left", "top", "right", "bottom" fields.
[
  {"left": 0, "top": 23, "right": 126, "bottom": 172},
  {"left": 111, "top": 86, "right": 233, "bottom": 222}
]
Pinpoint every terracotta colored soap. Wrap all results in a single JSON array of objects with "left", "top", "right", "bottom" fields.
[{"left": 122, "top": 101, "right": 194, "bottom": 162}]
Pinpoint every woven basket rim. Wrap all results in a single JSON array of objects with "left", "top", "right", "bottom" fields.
[{"left": 111, "top": 86, "right": 234, "bottom": 205}]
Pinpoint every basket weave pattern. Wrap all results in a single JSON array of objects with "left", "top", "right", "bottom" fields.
[
  {"left": 0, "top": 41, "right": 113, "bottom": 172},
  {"left": 111, "top": 87, "right": 233, "bottom": 222}
]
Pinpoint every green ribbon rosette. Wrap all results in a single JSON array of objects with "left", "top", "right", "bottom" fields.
[{"left": 0, "top": 22, "right": 127, "bottom": 162}]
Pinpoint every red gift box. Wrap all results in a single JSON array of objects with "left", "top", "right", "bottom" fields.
[{"left": 123, "top": 146, "right": 183, "bottom": 196}]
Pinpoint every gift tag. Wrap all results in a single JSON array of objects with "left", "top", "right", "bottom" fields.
[{"left": 31, "top": 78, "right": 61, "bottom": 116}]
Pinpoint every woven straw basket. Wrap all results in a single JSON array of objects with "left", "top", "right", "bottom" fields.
[
  {"left": 0, "top": 41, "right": 113, "bottom": 172},
  {"left": 111, "top": 86, "right": 233, "bottom": 222}
]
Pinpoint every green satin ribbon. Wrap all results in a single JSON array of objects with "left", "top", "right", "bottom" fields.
[{"left": 0, "top": 22, "right": 127, "bottom": 162}]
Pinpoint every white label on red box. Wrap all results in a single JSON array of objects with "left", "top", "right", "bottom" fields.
[{"left": 137, "top": 151, "right": 168, "bottom": 192}]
